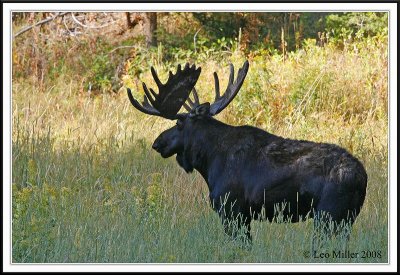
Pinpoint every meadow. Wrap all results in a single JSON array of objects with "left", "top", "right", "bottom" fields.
[{"left": 11, "top": 15, "right": 388, "bottom": 263}]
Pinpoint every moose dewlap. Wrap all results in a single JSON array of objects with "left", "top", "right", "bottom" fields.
[{"left": 127, "top": 60, "right": 368, "bottom": 243}]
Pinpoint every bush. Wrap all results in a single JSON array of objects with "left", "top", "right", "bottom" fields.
[{"left": 325, "top": 12, "right": 388, "bottom": 46}]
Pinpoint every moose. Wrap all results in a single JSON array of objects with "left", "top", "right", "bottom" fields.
[{"left": 127, "top": 61, "right": 367, "bottom": 243}]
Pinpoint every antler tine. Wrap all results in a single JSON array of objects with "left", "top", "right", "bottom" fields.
[
  {"left": 213, "top": 72, "right": 220, "bottom": 101},
  {"left": 186, "top": 87, "right": 200, "bottom": 109},
  {"left": 183, "top": 102, "right": 192, "bottom": 112},
  {"left": 192, "top": 87, "right": 200, "bottom": 105},
  {"left": 187, "top": 97, "right": 195, "bottom": 108},
  {"left": 142, "top": 82, "right": 157, "bottom": 106},
  {"left": 149, "top": 87, "right": 158, "bottom": 99},
  {"left": 209, "top": 60, "right": 249, "bottom": 116},
  {"left": 151, "top": 67, "right": 163, "bottom": 89},
  {"left": 143, "top": 94, "right": 153, "bottom": 108}
]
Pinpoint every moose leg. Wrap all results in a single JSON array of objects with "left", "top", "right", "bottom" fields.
[{"left": 312, "top": 189, "right": 355, "bottom": 250}]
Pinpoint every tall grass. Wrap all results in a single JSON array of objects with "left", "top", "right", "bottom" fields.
[{"left": 12, "top": 37, "right": 388, "bottom": 262}]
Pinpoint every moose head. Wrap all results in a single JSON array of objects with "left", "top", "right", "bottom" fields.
[{"left": 127, "top": 61, "right": 249, "bottom": 173}]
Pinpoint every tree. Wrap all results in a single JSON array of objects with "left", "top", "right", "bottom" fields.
[
  {"left": 144, "top": 13, "right": 157, "bottom": 47},
  {"left": 126, "top": 12, "right": 157, "bottom": 47}
]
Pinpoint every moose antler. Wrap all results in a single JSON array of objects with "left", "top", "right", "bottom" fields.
[
  {"left": 209, "top": 60, "right": 249, "bottom": 115},
  {"left": 127, "top": 63, "right": 201, "bottom": 119},
  {"left": 182, "top": 60, "right": 249, "bottom": 116},
  {"left": 128, "top": 60, "right": 249, "bottom": 119}
]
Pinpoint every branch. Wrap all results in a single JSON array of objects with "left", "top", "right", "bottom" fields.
[
  {"left": 13, "top": 12, "right": 70, "bottom": 38},
  {"left": 193, "top": 27, "right": 202, "bottom": 53},
  {"left": 70, "top": 13, "right": 116, "bottom": 29}
]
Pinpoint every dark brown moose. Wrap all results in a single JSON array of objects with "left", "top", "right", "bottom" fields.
[{"left": 127, "top": 61, "right": 367, "bottom": 243}]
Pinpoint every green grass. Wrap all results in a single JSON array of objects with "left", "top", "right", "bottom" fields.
[
  {"left": 10, "top": 122, "right": 388, "bottom": 263},
  {"left": 11, "top": 38, "right": 388, "bottom": 263}
]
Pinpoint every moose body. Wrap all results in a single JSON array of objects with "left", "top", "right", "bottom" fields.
[
  {"left": 127, "top": 61, "right": 367, "bottom": 242},
  {"left": 153, "top": 113, "right": 367, "bottom": 241}
]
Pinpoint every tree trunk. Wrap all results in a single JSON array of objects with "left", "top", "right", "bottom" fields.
[{"left": 143, "top": 13, "right": 157, "bottom": 47}]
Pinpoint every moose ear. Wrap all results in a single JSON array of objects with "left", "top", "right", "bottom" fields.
[{"left": 190, "top": 102, "right": 211, "bottom": 118}]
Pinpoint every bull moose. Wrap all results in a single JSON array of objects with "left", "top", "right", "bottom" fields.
[{"left": 127, "top": 61, "right": 367, "bottom": 243}]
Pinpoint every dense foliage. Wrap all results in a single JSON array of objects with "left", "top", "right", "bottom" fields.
[{"left": 12, "top": 12, "right": 388, "bottom": 93}]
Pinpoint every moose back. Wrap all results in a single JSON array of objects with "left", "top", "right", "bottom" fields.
[{"left": 127, "top": 61, "right": 367, "bottom": 242}]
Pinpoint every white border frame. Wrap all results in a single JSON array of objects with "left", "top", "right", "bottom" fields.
[{"left": 3, "top": 2, "right": 397, "bottom": 272}]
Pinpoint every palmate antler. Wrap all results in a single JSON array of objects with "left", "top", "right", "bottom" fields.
[
  {"left": 127, "top": 63, "right": 201, "bottom": 119},
  {"left": 128, "top": 60, "right": 249, "bottom": 119}
]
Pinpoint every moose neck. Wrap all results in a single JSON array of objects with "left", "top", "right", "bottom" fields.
[{"left": 181, "top": 117, "right": 232, "bottom": 182}]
